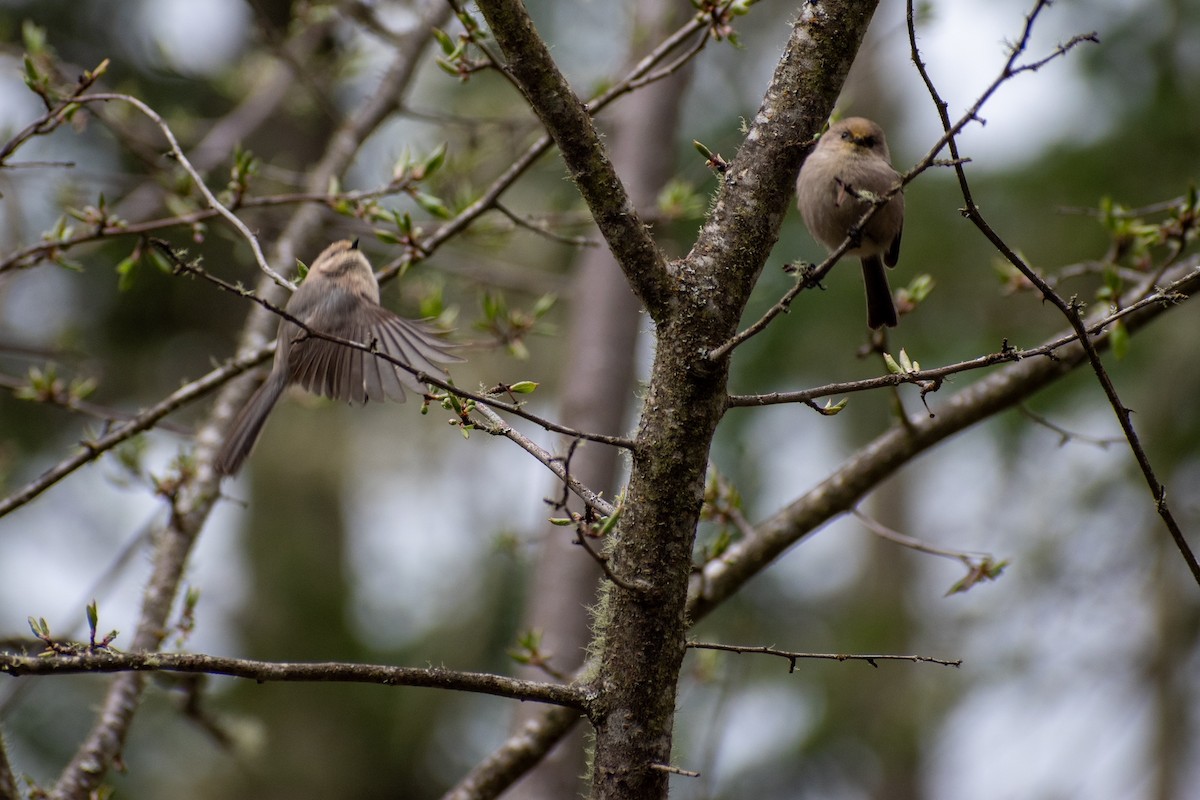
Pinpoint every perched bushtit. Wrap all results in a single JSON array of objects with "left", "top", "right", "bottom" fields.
[
  {"left": 215, "top": 239, "right": 461, "bottom": 475},
  {"left": 796, "top": 117, "right": 904, "bottom": 329}
]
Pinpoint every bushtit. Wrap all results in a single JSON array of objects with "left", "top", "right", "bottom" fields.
[
  {"left": 796, "top": 117, "right": 904, "bottom": 329},
  {"left": 215, "top": 239, "right": 461, "bottom": 475}
]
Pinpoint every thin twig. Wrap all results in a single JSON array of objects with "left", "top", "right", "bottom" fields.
[
  {"left": 571, "top": 521, "right": 650, "bottom": 594},
  {"left": 0, "top": 63, "right": 106, "bottom": 164},
  {"left": 76, "top": 93, "right": 293, "bottom": 289},
  {"left": 494, "top": 202, "right": 598, "bottom": 247},
  {"left": 1018, "top": 405, "right": 1122, "bottom": 448},
  {"left": 471, "top": 404, "right": 616, "bottom": 516},
  {"left": 0, "top": 347, "right": 264, "bottom": 520},
  {"left": 687, "top": 641, "right": 962, "bottom": 671},
  {"left": 649, "top": 763, "right": 700, "bottom": 778},
  {"left": 851, "top": 509, "right": 986, "bottom": 564},
  {"left": 0, "top": 180, "right": 415, "bottom": 274},
  {"left": 906, "top": 0, "right": 1198, "bottom": 585},
  {"left": 727, "top": 274, "right": 1192, "bottom": 409},
  {"left": 0, "top": 373, "right": 192, "bottom": 435}
]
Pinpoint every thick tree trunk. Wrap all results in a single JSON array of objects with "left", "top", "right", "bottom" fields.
[
  {"left": 473, "top": 2, "right": 881, "bottom": 797},
  {"left": 512, "top": 2, "right": 693, "bottom": 796}
]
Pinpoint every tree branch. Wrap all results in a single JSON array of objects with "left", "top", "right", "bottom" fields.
[
  {"left": 905, "top": 0, "right": 1197, "bottom": 584},
  {"left": 0, "top": 651, "right": 588, "bottom": 710},
  {"left": 471, "top": 404, "right": 617, "bottom": 516},
  {"left": 691, "top": 259, "right": 1200, "bottom": 621},
  {"left": 0, "top": 347, "right": 265, "bottom": 520},
  {"left": 441, "top": 706, "right": 583, "bottom": 800},
  {"left": 474, "top": 0, "right": 673, "bottom": 320},
  {"left": 79, "top": 93, "right": 293, "bottom": 289},
  {"left": 687, "top": 641, "right": 962, "bottom": 670},
  {"left": 727, "top": 273, "right": 1193, "bottom": 408},
  {"left": 48, "top": 5, "right": 453, "bottom": 797}
]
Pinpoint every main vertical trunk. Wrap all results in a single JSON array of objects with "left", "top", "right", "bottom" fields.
[{"left": 588, "top": 322, "right": 729, "bottom": 799}]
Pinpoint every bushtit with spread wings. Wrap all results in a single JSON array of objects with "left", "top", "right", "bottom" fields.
[
  {"left": 215, "top": 239, "right": 461, "bottom": 475},
  {"left": 796, "top": 117, "right": 904, "bottom": 329}
]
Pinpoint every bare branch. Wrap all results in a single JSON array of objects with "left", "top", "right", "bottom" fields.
[
  {"left": 0, "top": 348, "right": 264, "bottom": 520},
  {"left": 649, "top": 762, "right": 700, "bottom": 778},
  {"left": 687, "top": 641, "right": 962, "bottom": 670},
  {"left": 692, "top": 258, "right": 1200, "bottom": 621},
  {"left": 727, "top": 266, "right": 1195, "bottom": 409},
  {"left": 441, "top": 706, "right": 583, "bottom": 800},
  {"left": 0, "top": 179, "right": 418, "bottom": 275},
  {"left": 471, "top": 404, "right": 617, "bottom": 516},
  {"left": 850, "top": 508, "right": 991, "bottom": 565},
  {"left": 0, "top": 61, "right": 107, "bottom": 165},
  {"left": 906, "top": 0, "right": 1197, "bottom": 585},
  {"left": 1018, "top": 405, "right": 1123, "bottom": 448},
  {"left": 0, "top": 372, "right": 192, "bottom": 434},
  {"left": 0, "top": 650, "right": 589, "bottom": 710},
  {"left": 74, "top": 93, "right": 292, "bottom": 288}
]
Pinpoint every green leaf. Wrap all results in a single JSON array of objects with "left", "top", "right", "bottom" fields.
[
  {"left": 115, "top": 256, "right": 137, "bottom": 291},
  {"left": 419, "top": 142, "right": 447, "bottom": 179},
  {"left": 481, "top": 290, "right": 505, "bottom": 322},
  {"left": 146, "top": 247, "right": 173, "bottom": 275},
  {"left": 413, "top": 191, "right": 452, "bottom": 219},
  {"left": 373, "top": 228, "right": 402, "bottom": 245},
  {"left": 22, "top": 20, "right": 47, "bottom": 54},
  {"left": 70, "top": 376, "right": 97, "bottom": 400},
  {"left": 531, "top": 293, "right": 557, "bottom": 318},
  {"left": 432, "top": 28, "right": 456, "bottom": 55},
  {"left": 905, "top": 273, "right": 935, "bottom": 302},
  {"left": 435, "top": 58, "right": 461, "bottom": 77},
  {"left": 86, "top": 58, "right": 110, "bottom": 81},
  {"left": 506, "top": 338, "right": 530, "bottom": 360},
  {"left": 22, "top": 54, "right": 41, "bottom": 90},
  {"left": 508, "top": 381, "right": 539, "bottom": 394},
  {"left": 820, "top": 398, "right": 848, "bottom": 415}
]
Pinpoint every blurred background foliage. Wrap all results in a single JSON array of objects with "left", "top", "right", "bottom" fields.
[{"left": 0, "top": 0, "right": 1198, "bottom": 798}]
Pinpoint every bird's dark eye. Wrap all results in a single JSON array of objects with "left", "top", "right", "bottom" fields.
[{"left": 840, "top": 130, "right": 852, "bottom": 140}]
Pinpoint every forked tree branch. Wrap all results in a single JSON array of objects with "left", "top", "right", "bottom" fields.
[
  {"left": 904, "top": 0, "right": 1197, "bottom": 584},
  {"left": 692, "top": 257, "right": 1200, "bottom": 620}
]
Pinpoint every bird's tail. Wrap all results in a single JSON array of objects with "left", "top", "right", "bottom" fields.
[
  {"left": 861, "top": 256, "right": 898, "bottom": 329},
  {"left": 214, "top": 371, "right": 287, "bottom": 476}
]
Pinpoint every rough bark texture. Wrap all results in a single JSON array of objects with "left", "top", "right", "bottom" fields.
[
  {"left": 470, "top": 0, "right": 883, "bottom": 796},
  {"left": 512, "top": 2, "right": 693, "bottom": 797},
  {"left": 585, "top": 3, "right": 882, "bottom": 795}
]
